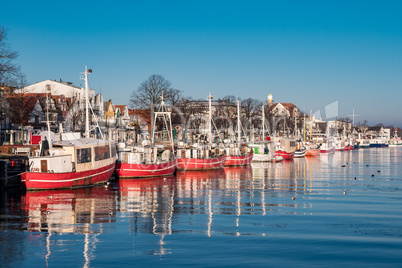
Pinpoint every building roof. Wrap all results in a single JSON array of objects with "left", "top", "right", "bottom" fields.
[
  {"left": 6, "top": 94, "right": 39, "bottom": 124},
  {"left": 268, "top": 102, "right": 298, "bottom": 116}
]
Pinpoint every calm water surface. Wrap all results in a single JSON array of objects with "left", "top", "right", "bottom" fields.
[{"left": 1, "top": 148, "right": 402, "bottom": 267}]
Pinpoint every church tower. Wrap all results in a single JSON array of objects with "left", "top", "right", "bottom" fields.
[{"left": 267, "top": 92, "right": 273, "bottom": 106}]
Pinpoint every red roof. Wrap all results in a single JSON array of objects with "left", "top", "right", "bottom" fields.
[
  {"left": 7, "top": 94, "right": 39, "bottom": 124},
  {"left": 268, "top": 102, "right": 298, "bottom": 116}
]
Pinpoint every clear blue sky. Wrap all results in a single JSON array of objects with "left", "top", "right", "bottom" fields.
[{"left": 3, "top": 0, "right": 402, "bottom": 126}]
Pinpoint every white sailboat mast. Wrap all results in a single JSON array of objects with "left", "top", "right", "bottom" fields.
[
  {"left": 208, "top": 93, "right": 213, "bottom": 143},
  {"left": 237, "top": 99, "right": 241, "bottom": 142},
  {"left": 46, "top": 84, "right": 52, "bottom": 148},
  {"left": 262, "top": 105, "right": 265, "bottom": 140},
  {"left": 83, "top": 66, "right": 92, "bottom": 138}
]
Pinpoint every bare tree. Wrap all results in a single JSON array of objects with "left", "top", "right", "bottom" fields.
[
  {"left": 164, "top": 88, "right": 183, "bottom": 106},
  {"left": 7, "top": 74, "right": 30, "bottom": 144},
  {"left": 0, "top": 26, "right": 20, "bottom": 85},
  {"left": 130, "top": 74, "right": 172, "bottom": 109},
  {"left": 130, "top": 74, "right": 173, "bottom": 130}
]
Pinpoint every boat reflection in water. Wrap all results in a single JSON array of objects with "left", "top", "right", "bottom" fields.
[
  {"left": 118, "top": 175, "right": 176, "bottom": 256},
  {"left": 22, "top": 186, "right": 117, "bottom": 267}
]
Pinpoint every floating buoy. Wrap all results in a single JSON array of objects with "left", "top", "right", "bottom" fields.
[
  {"left": 354, "top": 177, "right": 357, "bottom": 180},
  {"left": 377, "top": 170, "right": 380, "bottom": 173},
  {"left": 341, "top": 165, "right": 345, "bottom": 167},
  {"left": 366, "top": 165, "right": 369, "bottom": 167},
  {"left": 343, "top": 191, "right": 347, "bottom": 195},
  {"left": 371, "top": 174, "right": 374, "bottom": 177}
]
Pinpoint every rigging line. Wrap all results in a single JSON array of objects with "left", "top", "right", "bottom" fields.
[{"left": 211, "top": 117, "right": 224, "bottom": 141}]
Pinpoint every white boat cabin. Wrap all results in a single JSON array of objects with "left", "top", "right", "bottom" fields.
[
  {"left": 29, "top": 138, "right": 117, "bottom": 173},
  {"left": 176, "top": 142, "right": 225, "bottom": 159},
  {"left": 117, "top": 143, "right": 173, "bottom": 165}
]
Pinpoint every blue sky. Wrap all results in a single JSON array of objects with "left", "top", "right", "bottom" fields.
[{"left": 3, "top": 0, "right": 402, "bottom": 126}]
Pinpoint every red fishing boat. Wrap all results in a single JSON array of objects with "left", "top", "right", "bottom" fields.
[
  {"left": 115, "top": 93, "right": 177, "bottom": 178},
  {"left": 21, "top": 68, "right": 117, "bottom": 190},
  {"left": 224, "top": 150, "right": 253, "bottom": 166},
  {"left": 223, "top": 99, "right": 253, "bottom": 166},
  {"left": 176, "top": 94, "right": 226, "bottom": 171},
  {"left": 21, "top": 138, "right": 117, "bottom": 190},
  {"left": 274, "top": 137, "right": 296, "bottom": 160},
  {"left": 320, "top": 140, "right": 335, "bottom": 154},
  {"left": 115, "top": 146, "right": 177, "bottom": 178},
  {"left": 176, "top": 148, "right": 226, "bottom": 171}
]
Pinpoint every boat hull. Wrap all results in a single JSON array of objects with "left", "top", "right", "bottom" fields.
[
  {"left": 224, "top": 151, "right": 253, "bottom": 166},
  {"left": 320, "top": 147, "right": 335, "bottom": 154},
  {"left": 177, "top": 155, "right": 226, "bottom": 171},
  {"left": 306, "top": 149, "right": 320, "bottom": 156},
  {"left": 275, "top": 150, "right": 295, "bottom": 160},
  {"left": 294, "top": 149, "right": 306, "bottom": 158},
  {"left": 115, "top": 159, "right": 177, "bottom": 178},
  {"left": 370, "top": 143, "right": 388, "bottom": 148},
  {"left": 21, "top": 163, "right": 116, "bottom": 190}
]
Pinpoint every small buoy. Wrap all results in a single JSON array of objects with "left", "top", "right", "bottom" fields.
[
  {"left": 354, "top": 177, "right": 357, "bottom": 180},
  {"left": 341, "top": 165, "right": 345, "bottom": 167},
  {"left": 366, "top": 165, "right": 369, "bottom": 167},
  {"left": 343, "top": 191, "right": 347, "bottom": 195},
  {"left": 377, "top": 170, "right": 380, "bottom": 173},
  {"left": 292, "top": 197, "right": 295, "bottom": 200},
  {"left": 371, "top": 174, "right": 374, "bottom": 177}
]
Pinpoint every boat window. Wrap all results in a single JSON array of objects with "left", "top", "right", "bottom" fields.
[
  {"left": 77, "top": 148, "right": 92, "bottom": 164},
  {"left": 111, "top": 143, "right": 117, "bottom": 157},
  {"left": 95, "top": 145, "right": 110, "bottom": 161}
]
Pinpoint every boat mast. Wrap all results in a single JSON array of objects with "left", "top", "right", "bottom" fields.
[
  {"left": 309, "top": 110, "right": 312, "bottom": 142},
  {"left": 46, "top": 84, "right": 52, "bottom": 148},
  {"left": 303, "top": 113, "right": 306, "bottom": 142},
  {"left": 237, "top": 99, "right": 241, "bottom": 142},
  {"left": 262, "top": 105, "right": 265, "bottom": 141},
  {"left": 208, "top": 93, "right": 213, "bottom": 143},
  {"left": 83, "top": 66, "right": 92, "bottom": 138},
  {"left": 152, "top": 92, "right": 174, "bottom": 149}
]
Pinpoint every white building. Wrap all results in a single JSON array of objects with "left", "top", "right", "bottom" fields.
[{"left": 16, "top": 79, "right": 96, "bottom": 108}]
